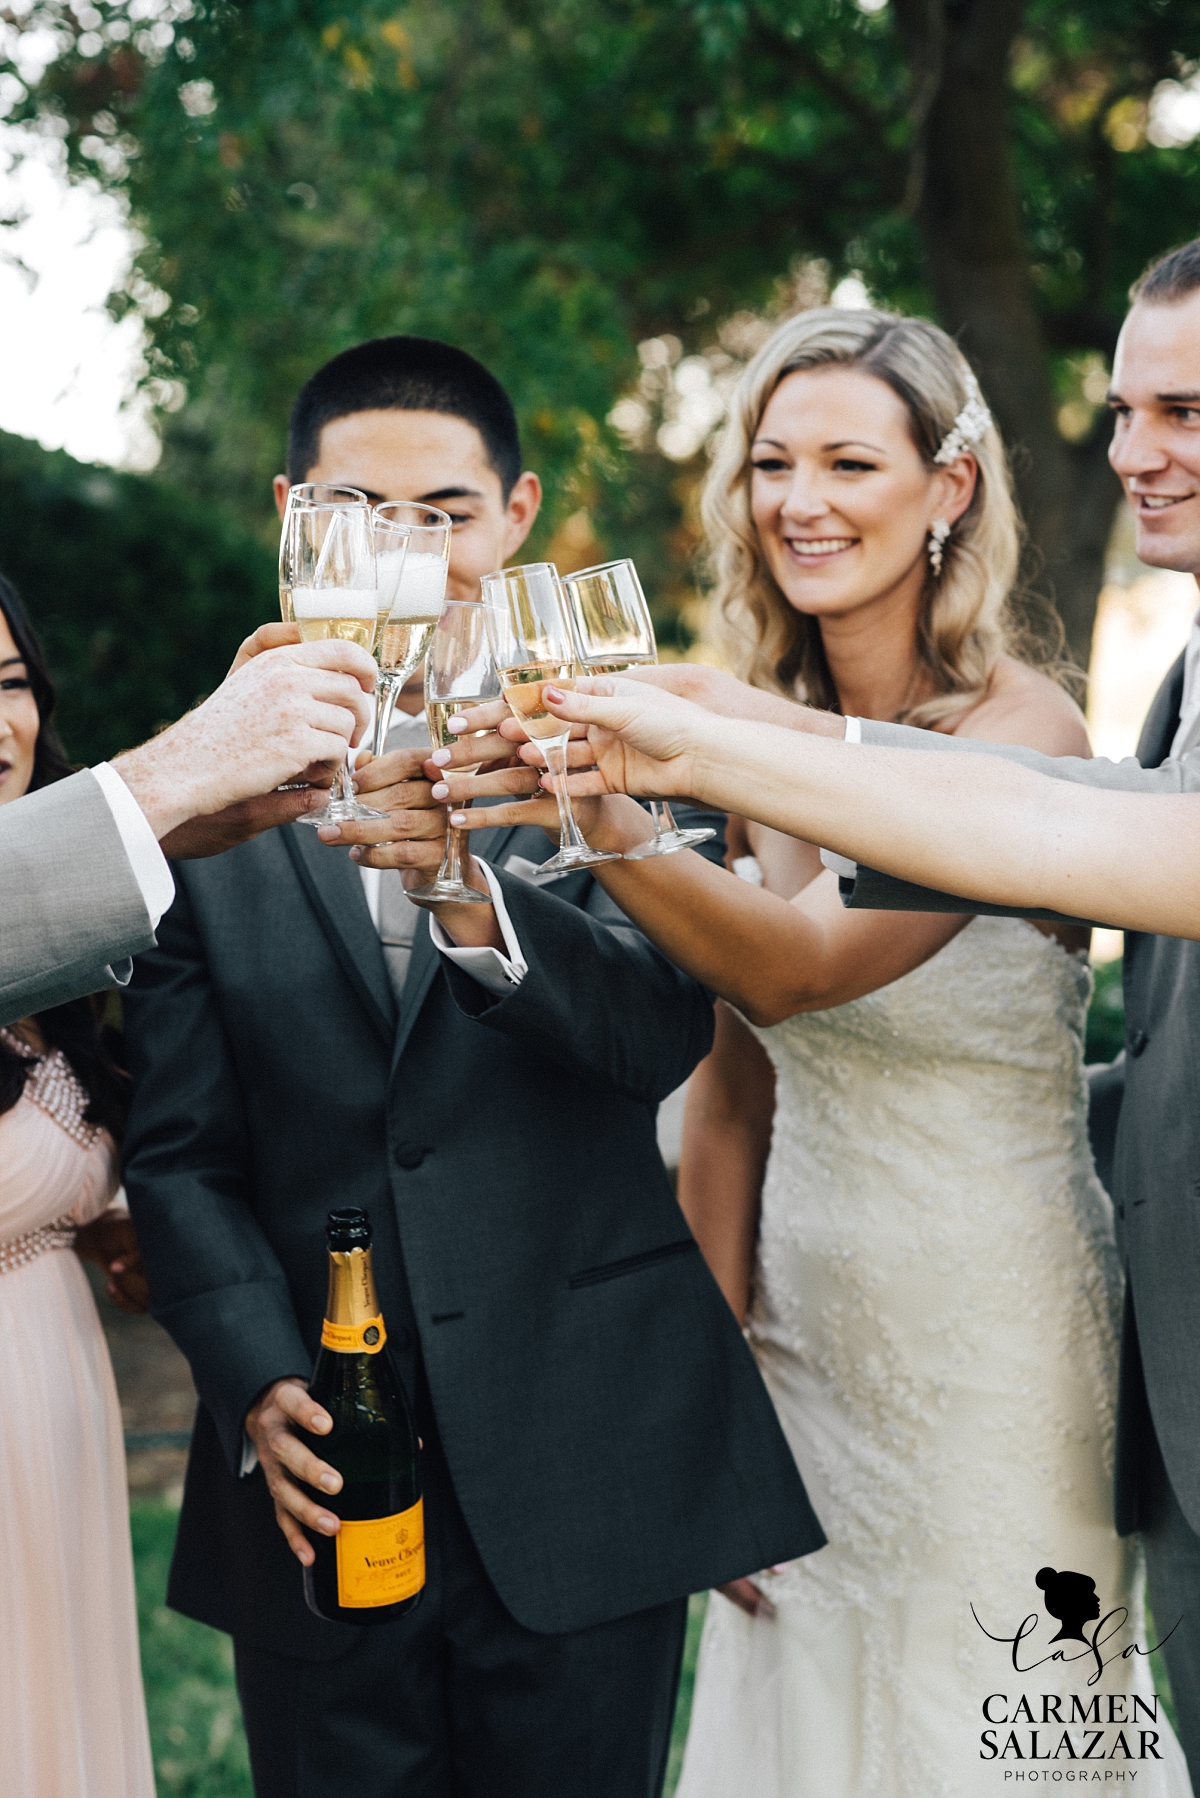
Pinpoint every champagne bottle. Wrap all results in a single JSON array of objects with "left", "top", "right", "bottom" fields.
[{"left": 302, "top": 1207, "right": 424, "bottom": 1624}]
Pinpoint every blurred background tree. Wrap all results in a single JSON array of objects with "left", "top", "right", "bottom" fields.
[
  {"left": 3, "top": 0, "right": 1200, "bottom": 731},
  {"left": 0, "top": 427, "right": 275, "bottom": 758}
]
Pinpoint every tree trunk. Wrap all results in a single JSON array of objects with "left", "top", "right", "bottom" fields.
[{"left": 893, "top": 0, "right": 1122, "bottom": 670}]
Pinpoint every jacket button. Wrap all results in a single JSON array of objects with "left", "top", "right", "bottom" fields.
[
  {"left": 1128, "top": 1029, "right": 1150, "bottom": 1058},
  {"left": 1116, "top": 1202, "right": 1125, "bottom": 1220},
  {"left": 392, "top": 1142, "right": 429, "bottom": 1170}
]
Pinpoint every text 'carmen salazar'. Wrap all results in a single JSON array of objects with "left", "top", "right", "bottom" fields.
[{"left": 981, "top": 1693, "right": 1162, "bottom": 1764}]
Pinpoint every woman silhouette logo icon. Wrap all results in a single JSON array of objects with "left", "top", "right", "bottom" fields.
[{"left": 1035, "top": 1566, "right": 1102, "bottom": 1645}]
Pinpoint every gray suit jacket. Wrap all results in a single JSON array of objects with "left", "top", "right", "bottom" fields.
[
  {"left": 844, "top": 667, "right": 1200, "bottom": 1533},
  {"left": 122, "top": 807, "right": 824, "bottom": 1658},
  {"left": 0, "top": 769, "right": 155, "bottom": 1025}
]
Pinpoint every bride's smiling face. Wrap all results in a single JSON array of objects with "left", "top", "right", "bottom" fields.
[{"left": 749, "top": 365, "right": 973, "bottom": 622}]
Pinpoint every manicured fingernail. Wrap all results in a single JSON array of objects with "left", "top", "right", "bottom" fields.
[
  {"left": 448, "top": 715, "right": 467, "bottom": 732},
  {"left": 545, "top": 686, "right": 565, "bottom": 703},
  {"left": 320, "top": 1473, "right": 340, "bottom": 1493},
  {"left": 349, "top": 846, "right": 365, "bottom": 861},
  {"left": 319, "top": 1514, "right": 339, "bottom": 1533},
  {"left": 431, "top": 782, "right": 449, "bottom": 800},
  {"left": 310, "top": 1414, "right": 331, "bottom": 1432},
  {"left": 449, "top": 811, "right": 468, "bottom": 826},
  {"left": 430, "top": 747, "right": 451, "bottom": 765},
  {"left": 317, "top": 824, "right": 342, "bottom": 841}
]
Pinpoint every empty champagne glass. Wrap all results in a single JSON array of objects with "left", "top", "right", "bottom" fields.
[
  {"left": 287, "top": 492, "right": 386, "bottom": 827},
  {"left": 560, "top": 558, "right": 715, "bottom": 858},
  {"left": 481, "top": 562, "right": 620, "bottom": 875},
  {"left": 406, "top": 601, "right": 498, "bottom": 905},
  {"left": 372, "top": 501, "right": 452, "bottom": 756}
]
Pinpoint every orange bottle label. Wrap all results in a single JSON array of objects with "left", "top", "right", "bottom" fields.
[
  {"left": 335, "top": 1498, "right": 425, "bottom": 1608},
  {"left": 320, "top": 1314, "right": 387, "bottom": 1354}
]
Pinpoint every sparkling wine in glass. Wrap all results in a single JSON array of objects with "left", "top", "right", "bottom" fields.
[
  {"left": 371, "top": 502, "right": 452, "bottom": 757},
  {"left": 481, "top": 563, "right": 620, "bottom": 875},
  {"left": 281, "top": 484, "right": 369, "bottom": 625},
  {"left": 406, "top": 601, "right": 498, "bottom": 906},
  {"left": 287, "top": 492, "right": 387, "bottom": 827},
  {"left": 559, "top": 558, "right": 715, "bottom": 859}
]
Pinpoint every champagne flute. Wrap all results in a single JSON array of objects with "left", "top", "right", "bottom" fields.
[
  {"left": 371, "top": 501, "right": 452, "bottom": 757},
  {"left": 559, "top": 557, "right": 716, "bottom": 859},
  {"left": 406, "top": 601, "right": 498, "bottom": 905},
  {"left": 481, "top": 562, "right": 620, "bottom": 874},
  {"left": 281, "top": 484, "right": 369, "bottom": 624},
  {"left": 288, "top": 494, "right": 387, "bottom": 827}
]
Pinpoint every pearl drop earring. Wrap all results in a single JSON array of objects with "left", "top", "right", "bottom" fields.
[{"left": 928, "top": 518, "right": 951, "bottom": 577}]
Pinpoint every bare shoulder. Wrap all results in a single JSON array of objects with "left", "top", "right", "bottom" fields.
[{"left": 947, "top": 656, "right": 1090, "bottom": 758}]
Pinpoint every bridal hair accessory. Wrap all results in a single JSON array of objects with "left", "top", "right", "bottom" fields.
[
  {"left": 928, "top": 518, "right": 951, "bottom": 576},
  {"left": 934, "top": 370, "right": 992, "bottom": 465}
]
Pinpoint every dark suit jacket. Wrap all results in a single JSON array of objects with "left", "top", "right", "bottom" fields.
[
  {"left": 838, "top": 659, "right": 1200, "bottom": 1536},
  {"left": 122, "top": 809, "right": 824, "bottom": 1660}
]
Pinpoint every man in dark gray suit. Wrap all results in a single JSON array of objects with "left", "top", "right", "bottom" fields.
[{"left": 122, "top": 338, "right": 822, "bottom": 1798}]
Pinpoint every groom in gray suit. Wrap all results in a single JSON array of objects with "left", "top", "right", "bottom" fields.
[{"left": 824, "top": 239, "right": 1200, "bottom": 1778}]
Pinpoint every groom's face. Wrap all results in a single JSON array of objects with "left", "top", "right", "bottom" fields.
[
  {"left": 274, "top": 407, "right": 541, "bottom": 606},
  {"left": 1109, "top": 291, "right": 1200, "bottom": 575}
]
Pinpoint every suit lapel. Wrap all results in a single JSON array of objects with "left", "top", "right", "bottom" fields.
[
  {"left": 1136, "top": 651, "right": 1185, "bottom": 769},
  {"left": 282, "top": 826, "right": 397, "bottom": 1046},
  {"left": 389, "top": 821, "right": 522, "bottom": 1073}
]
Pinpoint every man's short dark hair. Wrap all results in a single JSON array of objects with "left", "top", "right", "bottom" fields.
[
  {"left": 1131, "top": 238, "right": 1200, "bottom": 305},
  {"left": 287, "top": 336, "right": 522, "bottom": 496}
]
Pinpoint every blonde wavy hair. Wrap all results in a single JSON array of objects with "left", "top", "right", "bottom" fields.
[{"left": 705, "top": 307, "right": 1031, "bottom": 729}]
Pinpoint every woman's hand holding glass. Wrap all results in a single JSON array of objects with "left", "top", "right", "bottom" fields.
[
  {"left": 480, "top": 562, "right": 621, "bottom": 874},
  {"left": 558, "top": 558, "right": 714, "bottom": 857}
]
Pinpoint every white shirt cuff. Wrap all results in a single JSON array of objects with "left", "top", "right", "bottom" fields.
[
  {"left": 91, "top": 762, "right": 176, "bottom": 929},
  {"left": 428, "top": 858, "right": 528, "bottom": 996},
  {"left": 820, "top": 720, "right": 862, "bottom": 877},
  {"left": 241, "top": 1434, "right": 259, "bottom": 1477}
]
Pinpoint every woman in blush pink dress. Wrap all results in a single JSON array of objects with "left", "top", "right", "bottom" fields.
[{"left": 0, "top": 574, "right": 155, "bottom": 1798}]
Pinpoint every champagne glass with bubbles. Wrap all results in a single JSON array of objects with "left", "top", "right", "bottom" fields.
[
  {"left": 281, "top": 484, "right": 368, "bottom": 624},
  {"left": 560, "top": 557, "right": 715, "bottom": 858},
  {"left": 406, "top": 601, "right": 498, "bottom": 906},
  {"left": 371, "top": 502, "right": 452, "bottom": 757},
  {"left": 481, "top": 562, "right": 620, "bottom": 875},
  {"left": 286, "top": 490, "right": 387, "bottom": 827}
]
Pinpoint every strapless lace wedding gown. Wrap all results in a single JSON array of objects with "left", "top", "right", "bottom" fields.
[{"left": 678, "top": 916, "right": 1192, "bottom": 1797}]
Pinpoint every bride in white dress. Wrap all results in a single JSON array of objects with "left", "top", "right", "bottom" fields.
[{"left": 652, "top": 309, "right": 1194, "bottom": 1795}]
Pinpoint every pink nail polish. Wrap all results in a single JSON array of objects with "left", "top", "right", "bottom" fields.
[
  {"left": 431, "top": 783, "right": 449, "bottom": 800},
  {"left": 545, "top": 686, "right": 564, "bottom": 703},
  {"left": 430, "top": 748, "right": 451, "bottom": 765}
]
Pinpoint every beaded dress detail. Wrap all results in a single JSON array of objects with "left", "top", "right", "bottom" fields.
[{"left": 678, "top": 914, "right": 1192, "bottom": 1797}]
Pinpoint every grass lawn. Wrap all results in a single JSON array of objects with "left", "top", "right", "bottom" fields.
[
  {"left": 132, "top": 1505, "right": 252, "bottom": 1797},
  {"left": 131, "top": 1503, "right": 706, "bottom": 1795}
]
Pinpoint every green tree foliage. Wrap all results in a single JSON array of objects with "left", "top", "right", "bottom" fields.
[
  {"left": 4, "top": 0, "right": 1200, "bottom": 657},
  {"left": 0, "top": 428, "right": 274, "bottom": 763}
]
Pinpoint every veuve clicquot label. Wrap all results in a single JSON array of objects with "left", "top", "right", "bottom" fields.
[
  {"left": 335, "top": 1497, "right": 425, "bottom": 1607},
  {"left": 320, "top": 1314, "right": 387, "bottom": 1354},
  {"left": 302, "top": 1207, "right": 424, "bottom": 1625}
]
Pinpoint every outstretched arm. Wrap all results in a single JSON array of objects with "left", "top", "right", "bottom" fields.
[{"left": 468, "top": 681, "right": 1200, "bottom": 940}]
